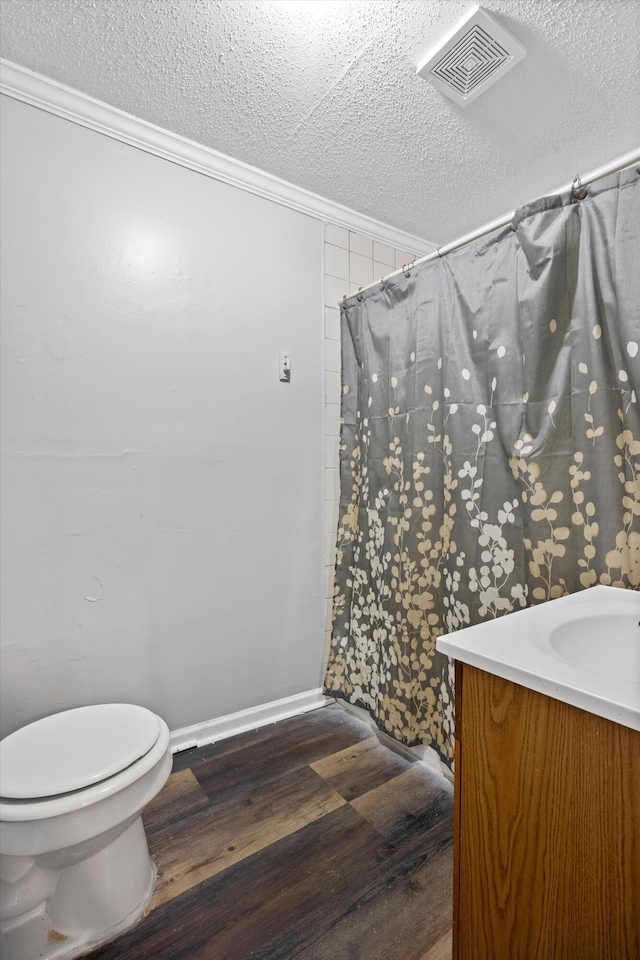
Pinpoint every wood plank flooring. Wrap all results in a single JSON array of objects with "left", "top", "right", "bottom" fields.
[{"left": 88, "top": 703, "right": 453, "bottom": 960}]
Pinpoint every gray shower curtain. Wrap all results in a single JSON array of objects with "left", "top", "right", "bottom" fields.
[{"left": 324, "top": 167, "right": 640, "bottom": 767}]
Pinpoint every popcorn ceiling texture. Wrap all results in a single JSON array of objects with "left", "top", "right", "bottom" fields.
[{"left": 1, "top": 0, "right": 639, "bottom": 243}]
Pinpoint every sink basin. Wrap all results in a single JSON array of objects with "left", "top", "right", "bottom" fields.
[
  {"left": 436, "top": 585, "right": 640, "bottom": 731},
  {"left": 550, "top": 615, "right": 640, "bottom": 682}
]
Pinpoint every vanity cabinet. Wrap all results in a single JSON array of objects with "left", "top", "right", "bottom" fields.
[{"left": 452, "top": 662, "right": 640, "bottom": 960}]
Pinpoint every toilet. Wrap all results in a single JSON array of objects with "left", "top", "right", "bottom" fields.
[{"left": 0, "top": 703, "right": 173, "bottom": 960}]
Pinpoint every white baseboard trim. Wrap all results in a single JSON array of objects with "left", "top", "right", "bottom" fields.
[
  {"left": 0, "top": 58, "right": 437, "bottom": 256},
  {"left": 169, "top": 688, "right": 332, "bottom": 754}
]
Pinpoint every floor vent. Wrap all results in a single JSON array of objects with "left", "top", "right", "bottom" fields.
[{"left": 417, "top": 6, "right": 526, "bottom": 107}]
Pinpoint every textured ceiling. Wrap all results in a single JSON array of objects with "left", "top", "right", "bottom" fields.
[{"left": 1, "top": 0, "right": 639, "bottom": 244}]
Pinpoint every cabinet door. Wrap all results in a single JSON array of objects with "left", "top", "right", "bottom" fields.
[{"left": 455, "top": 665, "right": 640, "bottom": 960}]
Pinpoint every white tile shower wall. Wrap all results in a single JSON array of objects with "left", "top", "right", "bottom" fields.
[{"left": 323, "top": 226, "right": 415, "bottom": 660}]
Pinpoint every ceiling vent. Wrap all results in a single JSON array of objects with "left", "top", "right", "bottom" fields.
[{"left": 416, "top": 6, "right": 526, "bottom": 107}]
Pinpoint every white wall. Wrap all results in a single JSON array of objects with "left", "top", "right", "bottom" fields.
[{"left": 0, "top": 95, "right": 325, "bottom": 738}]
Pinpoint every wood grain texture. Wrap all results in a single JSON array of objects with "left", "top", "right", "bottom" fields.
[
  {"left": 352, "top": 766, "right": 453, "bottom": 851},
  {"left": 87, "top": 703, "right": 453, "bottom": 960},
  {"left": 142, "top": 768, "right": 210, "bottom": 836},
  {"left": 456, "top": 665, "right": 640, "bottom": 960},
  {"left": 295, "top": 840, "right": 452, "bottom": 960},
  {"left": 92, "top": 804, "right": 384, "bottom": 960},
  {"left": 420, "top": 930, "right": 452, "bottom": 960},
  {"left": 178, "top": 703, "right": 374, "bottom": 786},
  {"left": 310, "top": 736, "right": 414, "bottom": 801},
  {"left": 149, "top": 764, "right": 346, "bottom": 909}
]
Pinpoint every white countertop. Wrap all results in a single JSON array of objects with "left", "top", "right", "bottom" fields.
[{"left": 436, "top": 586, "right": 640, "bottom": 731}]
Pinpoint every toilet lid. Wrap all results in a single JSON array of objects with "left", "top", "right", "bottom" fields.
[{"left": 0, "top": 704, "right": 161, "bottom": 799}]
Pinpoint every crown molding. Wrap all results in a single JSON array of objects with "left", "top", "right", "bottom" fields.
[{"left": 0, "top": 58, "right": 438, "bottom": 255}]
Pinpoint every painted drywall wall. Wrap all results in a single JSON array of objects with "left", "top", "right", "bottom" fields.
[{"left": 0, "top": 94, "right": 324, "bottom": 737}]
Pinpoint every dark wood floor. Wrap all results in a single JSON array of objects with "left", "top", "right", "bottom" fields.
[{"left": 89, "top": 703, "right": 454, "bottom": 960}]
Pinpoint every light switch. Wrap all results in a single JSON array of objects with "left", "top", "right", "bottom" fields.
[{"left": 279, "top": 352, "right": 291, "bottom": 383}]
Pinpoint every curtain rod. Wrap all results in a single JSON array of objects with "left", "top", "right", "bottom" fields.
[{"left": 342, "top": 147, "right": 640, "bottom": 304}]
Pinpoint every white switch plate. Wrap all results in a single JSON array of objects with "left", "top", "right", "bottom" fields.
[{"left": 279, "top": 352, "right": 291, "bottom": 382}]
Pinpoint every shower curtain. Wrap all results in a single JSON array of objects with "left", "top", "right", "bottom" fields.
[{"left": 324, "top": 167, "right": 640, "bottom": 767}]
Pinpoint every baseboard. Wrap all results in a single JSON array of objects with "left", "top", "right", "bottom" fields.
[{"left": 169, "top": 688, "right": 332, "bottom": 753}]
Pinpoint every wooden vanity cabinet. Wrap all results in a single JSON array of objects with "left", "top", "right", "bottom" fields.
[{"left": 452, "top": 662, "right": 640, "bottom": 960}]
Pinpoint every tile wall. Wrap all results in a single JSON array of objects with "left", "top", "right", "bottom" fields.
[{"left": 323, "top": 224, "right": 415, "bottom": 661}]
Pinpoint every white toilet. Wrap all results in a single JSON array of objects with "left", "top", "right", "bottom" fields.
[{"left": 0, "top": 703, "right": 173, "bottom": 960}]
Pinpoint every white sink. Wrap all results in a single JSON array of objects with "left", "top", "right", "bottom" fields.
[
  {"left": 550, "top": 614, "right": 640, "bottom": 682},
  {"left": 436, "top": 585, "right": 640, "bottom": 731}
]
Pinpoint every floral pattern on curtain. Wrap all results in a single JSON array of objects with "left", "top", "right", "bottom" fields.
[{"left": 324, "top": 168, "right": 640, "bottom": 767}]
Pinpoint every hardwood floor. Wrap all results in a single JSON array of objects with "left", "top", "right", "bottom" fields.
[{"left": 88, "top": 703, "right": 453, "bottom": 960}]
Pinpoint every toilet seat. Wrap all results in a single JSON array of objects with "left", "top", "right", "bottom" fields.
[{"left": 0, "top": 704, "right": 161, "bottom": 800}]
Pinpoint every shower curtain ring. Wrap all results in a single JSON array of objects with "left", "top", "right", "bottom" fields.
[
  {"left": 402, "top": 264, "right": 411, "bottom": 278},
  {"left": 572, "top": 174, "right": 587, "bottom": 200},
  {"left": 378, "top": 277, "right": 385, "bottom": 291},
  {"left": 356, "top": 288, "right": 364, "bottom": 302}
]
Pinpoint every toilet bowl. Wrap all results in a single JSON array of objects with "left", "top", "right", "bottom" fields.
[{"left": 0, "top": 703, "right": 173, "bottom": 960}]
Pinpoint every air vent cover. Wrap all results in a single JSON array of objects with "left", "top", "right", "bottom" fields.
[{"left": 417, "top": 6, "right": 526, "bottom": 107}]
